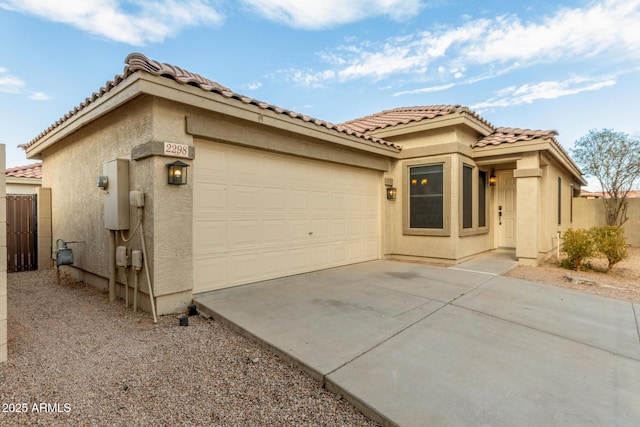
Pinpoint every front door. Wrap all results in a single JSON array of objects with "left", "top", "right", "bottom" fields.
[{"left": 497, "top": 170, "right": 516, "bottom": 248}]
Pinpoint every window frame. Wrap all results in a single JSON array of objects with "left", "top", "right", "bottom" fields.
[
  {"left": 459, "top": 162, "right": 490, "bottom": 237},
  {"left": 402, "top": 157, "right": 451, "bottom": 236}
]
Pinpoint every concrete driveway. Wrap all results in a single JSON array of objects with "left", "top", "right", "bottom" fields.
[{"left": 194, "top": 258, "right": 640, "bottom": 427}]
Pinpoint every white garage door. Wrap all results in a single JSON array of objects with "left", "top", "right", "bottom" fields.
[{"left": 193, "top": 141, "right": 380, "bottom": 293}]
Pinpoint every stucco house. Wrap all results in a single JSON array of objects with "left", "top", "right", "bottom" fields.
[{"left": 22, "top": 53, "right": 586, "bottom": 315}]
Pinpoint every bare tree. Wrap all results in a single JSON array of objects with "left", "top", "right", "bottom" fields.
[{"left": 572, "top": 129, "right": 640, "bottom": 226}]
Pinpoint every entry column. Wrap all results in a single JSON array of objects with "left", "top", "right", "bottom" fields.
[{"left": 514, "top": 153, "right": 542, "bottom": 265}]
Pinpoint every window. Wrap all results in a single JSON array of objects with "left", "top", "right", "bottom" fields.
[
  {"left": 570, "top": 183, "right": 574, "bottom": 223},
  {"left": 478, "top": 170, "right": 487, "bottom": 227},
  {"left": 462, "top": 165, "right": 473, "bottom": 229},
  {"left": 409, "top": 164, "right": 443, "bottom": 229},
  {"left": 460, "top": 164, "right": 488, "bottom": 234},
  {"left": 558, "top": 177, "right": 562, "bottom": 225}
]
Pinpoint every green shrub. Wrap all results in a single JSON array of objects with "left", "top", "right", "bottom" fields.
[
  {"left": 591, "top": 226, "right": 628, "bottom": 272},
  {"left": 561, "top": 228, "right": 595, "bottom": 271}
]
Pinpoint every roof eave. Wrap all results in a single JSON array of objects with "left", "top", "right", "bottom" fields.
[
  {"left": 25, "top": 74, "right": 146, "bottom": 159},
  {"left": 26, "top": 69, "right": 400, "bottom": 160},
  {"left": 473, "top": 138, "right": 587, "bottom": 185},
  {"left": 366, "top": 112, "right": 494, "bottom": 140}
]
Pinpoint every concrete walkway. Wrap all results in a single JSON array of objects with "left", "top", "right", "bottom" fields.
[{"left": 193, "top": 255, "right": 640, "bottom": 427}]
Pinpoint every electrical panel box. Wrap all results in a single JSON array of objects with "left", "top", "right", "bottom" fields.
[
  {"left": 116, "top": 246, "right": 130, "bottom": 267},
  {"left": 129, "top": 190, "right": 144, "bottom": 208},
  {"left": 103, "top": 159, "right": 130, "bottom": 230},
  {"left": 131, "top": 250, "right": 143, "bottom": 270}
]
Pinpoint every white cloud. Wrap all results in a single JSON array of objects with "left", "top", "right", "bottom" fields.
[
  {"left": 471, "top": 76, "right": 617, "bottom": 110},
  {"left": 28, "top": 91, "right": 53, "bottom": 101},
  {"left": 0, "top": 68, "right": 51, "bottom": 100},
  {"left": 243, "top": 82, "right": 262, "bottom": 90},
  {"left": 240, "top": 0, "right": 422, "bottom": 30},
  {"left": 0, "top": 75, "right": 25, "bottom": 94},
  {"left": 0, "top": 0, "right": 224, "bottom": 45},
  {"left": 286, "top": 0, "right": 640, "bottom": 90},
  {"left": 393, "top": 83, "right": 455, "bottom": 97},
  {"left": 461, "top": 0, "right": 640, "bottom": 65}
]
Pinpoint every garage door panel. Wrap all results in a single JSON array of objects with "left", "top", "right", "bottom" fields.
[
  {"left": 290, "top": 220, "right": 312, "bottom": 241},
  {"left": 231, "top": 185, "right": 262, "bottom": 211},
  {"left": 195, "top": 256, "right": 228, "bottom": 289},
  {"left": 261, "top": 219, "right": 288, "bottom": 244},
  {"left": 196, "top": 145, "right": 229, "bottom": 179},
  {"left": 261, "top": 250, "right": 289, "bottom": 276},
  {"left": 330, "top": 219, "right": 347, "bottom": 239},
  {"left": 263, "top": 187, "right": 288, "bottom": 211},
  {"left": 194, "top": 220, "right": 227, "bottom": 250},
  {"left": 289, "top": 189, "right": 311, "bottom": 211},
  {"left": 194, "top": 141, "right": 380, "bottom": 293},
  {"left": 311, "top": 220, "right": 329, "bottom": 240},
  {"left": 309, "top": 245, "right": 329, "bottom": 267},
  {"left": 288, "top": 247, "right": 312, "bottom": 272},
  {"left": 229, "top": 252, "right": 262, "bottom": 283},
  {"left": 312, "top": 191, "right": 332, "bottom": 211},
  {"left": 332, "top": 193, "right": 347, "bottom": 211},
  {"left": 231, "top": 151, "right": 260, "bottom": 180},
  {"left": 194, "top": 183, "right": 228, "bottom": 212},
  {"left": 229, "top": 220, "right": 261, "bottom": 247}
]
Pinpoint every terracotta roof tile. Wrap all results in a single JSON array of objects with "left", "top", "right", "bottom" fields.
[
  {"left": 25, "top": 53, "right": 400, "bottom": 151},
  {"left": 473, "top": 127, "right": 559, "bottom": 148},
  {"left": 6, "top": 163, "right": 42, "bottom": 179},
  {"left": 340, "top": 105, "right": 496, "bottom": 133}
]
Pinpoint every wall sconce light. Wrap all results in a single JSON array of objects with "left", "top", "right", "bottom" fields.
[
  {"left": 386, "top": 186, "right": 397, "bottom": 200},
  {"left": 489, "top": 172, "right": 497, "bottom": 187},
  {"left": 167, "top": 160, "right": 189, "bottom": 185}
]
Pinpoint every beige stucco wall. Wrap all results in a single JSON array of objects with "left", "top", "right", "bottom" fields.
[
  {"left": 383, "top": 126, "right": 492, "bottom": 262},
  {"left": 536, "top": 156, "right": 584, "bottom": 259},
  {"left": 573, "top": 198, "right": 640, "bottom": 247},
  {"left": 1, "top": 145, "right": 7, "bottom": 363},
  {"left": 37, "top": 89, "right": 394, "bottom": 314},
  {"left": 40, "top": 96, "right": 194, "bottom": 315}
]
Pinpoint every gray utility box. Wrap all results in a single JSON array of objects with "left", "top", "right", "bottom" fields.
[{"left": 103, "top": 159, "right": 130, "bottom": 230}]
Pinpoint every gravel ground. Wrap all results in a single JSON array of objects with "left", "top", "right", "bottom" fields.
[
  {"left": 504, "top": 246, "right": 640, "bottom": 304},
  {"left": 0, "top": 271, "right": 378, "bottom": 427}
]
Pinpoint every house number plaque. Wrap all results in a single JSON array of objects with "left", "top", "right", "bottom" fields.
[{"left": 163, "top": 142, "right": 189, "bottom": 158}]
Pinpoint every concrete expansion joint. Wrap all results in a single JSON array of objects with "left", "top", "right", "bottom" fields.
[
  {"left": 324, "top": 277, "right": 495, "bottom": 380},
  {"left": 455, "top": 302, "right": 640, "bottom": 363},
  {"left": 633, "top": 303, "right": 640, "bottom": 347}
]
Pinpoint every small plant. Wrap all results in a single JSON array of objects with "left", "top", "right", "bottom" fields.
[
  {"left": 561, "top": 228, "right": 595, "bottom": 271},
  {"left": 591, "top": 226, "right": 628, "bottom": 272}
]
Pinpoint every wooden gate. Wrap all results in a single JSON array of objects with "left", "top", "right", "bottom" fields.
[{"left": 6, "top": 194, "right": 38, "bottom": 272}]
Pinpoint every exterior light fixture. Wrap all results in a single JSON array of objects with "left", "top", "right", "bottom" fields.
[
  {"left": 167, "top": 160, "right": 189, "bottom": 185},
  {"left": 489, "top": 171, "right": 497, "bottom": 187},
  {"left": 386, "top": 186, "right": 397, "bottom": 200}
]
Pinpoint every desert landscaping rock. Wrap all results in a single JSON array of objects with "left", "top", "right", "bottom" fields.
[
  {"left": 505, "top": 247, "right": 640, "bottom": 304},
  {"left": 0, "top": 271, "right": 378, "bottom": 426}
]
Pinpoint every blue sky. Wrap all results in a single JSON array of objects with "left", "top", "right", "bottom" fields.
[{"left": 1, "top": 0, "right": 638, "bottom": 190}]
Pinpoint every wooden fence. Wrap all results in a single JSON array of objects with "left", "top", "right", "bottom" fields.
[{"left": 6, "top": 194, "right": 37, "bottom": 272}]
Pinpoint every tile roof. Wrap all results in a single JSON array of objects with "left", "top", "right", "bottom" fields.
[
  {"left": 340, "top": 105, "right": 496, "bottom": 133},
  {"left": 473, "top": 127, "right": 559, "bottom": 148},
  {"left": 25, "top": 53, "right": 400, "bottom": 151},
  {"left": 6, "top": 163, "right": 42, "bottom": 179}
]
